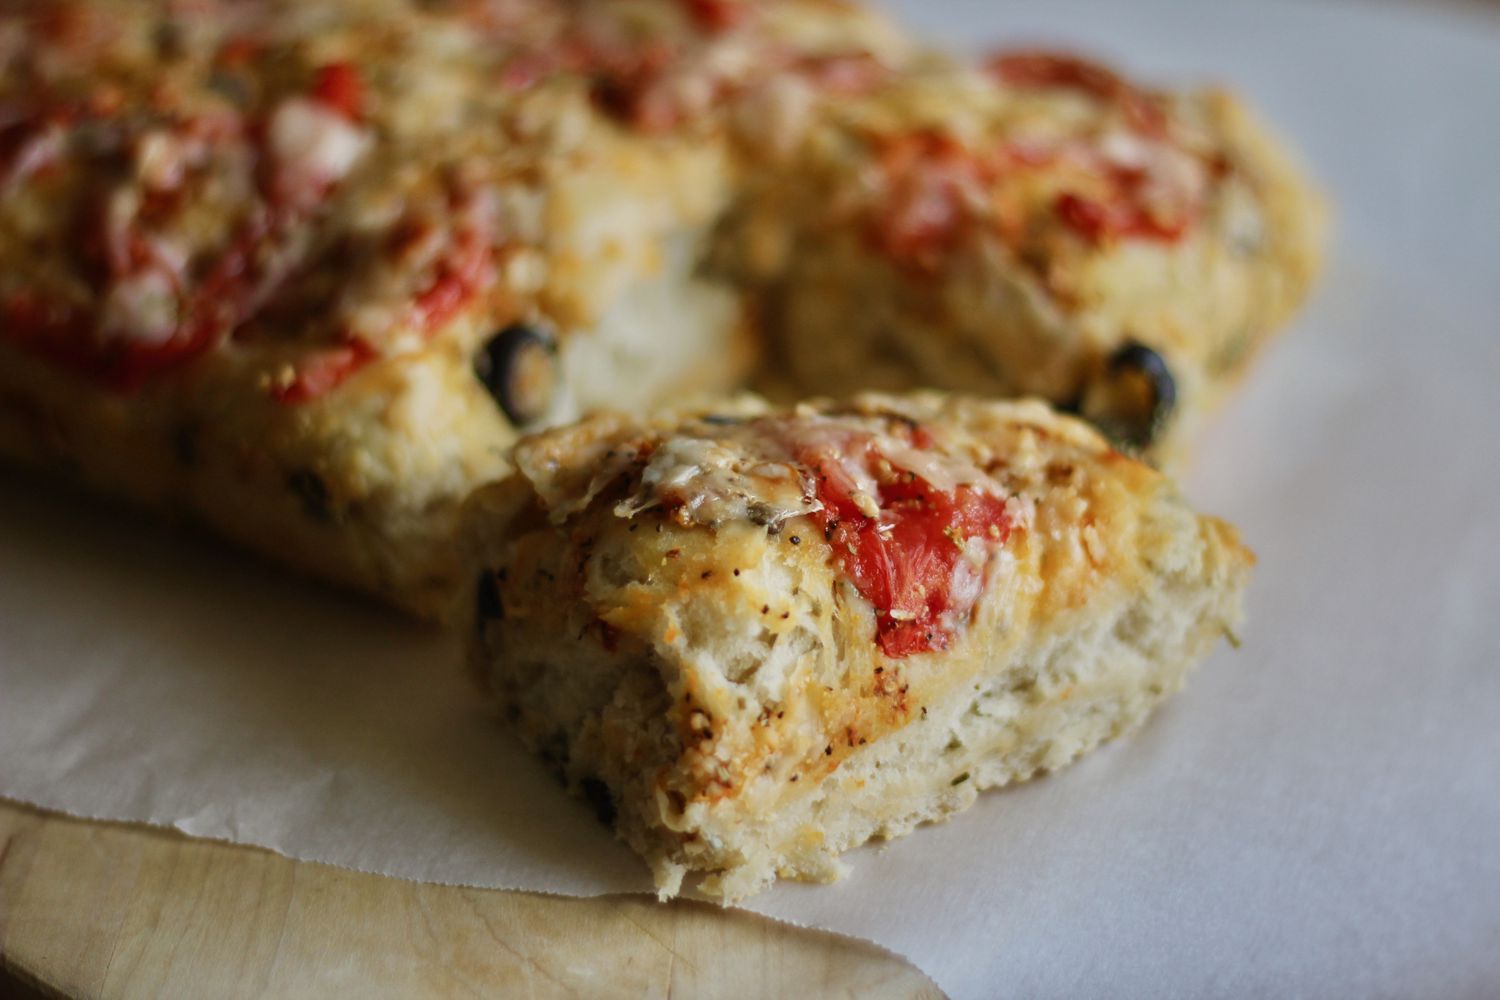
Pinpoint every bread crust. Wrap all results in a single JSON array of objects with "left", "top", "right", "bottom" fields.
[
  {"left": 0, "top": 0, "right": 903, "bottom": 615},
  {"left": 714, "top": 52, "right": 1326, "bottom": 460},
  {"left": 469, "top": 392, "right": 1253, "bottom": 900},
  {"left": 0, "top": 6, "right": 1311, "bottom": 616}
]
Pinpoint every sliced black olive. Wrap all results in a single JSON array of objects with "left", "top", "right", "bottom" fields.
[
  {"left": 579, "top": 776, "right": 617, "bottom": 827},
  {"left": 699, "top": 414, "right": 743, "bottom": 426},
  {"left": 475, "top": 322, "right": 558, "bottom": 427},
  {"left": 1079, "top": 341, "right": 1177, "bottom": 450}
]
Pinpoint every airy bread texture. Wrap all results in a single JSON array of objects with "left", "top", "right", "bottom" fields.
[{"left": 468, "top": 393, "right": 1252, "bottom": 901}]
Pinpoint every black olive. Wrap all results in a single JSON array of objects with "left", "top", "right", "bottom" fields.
[
  {"left": 1079, "top": 341, "right": 1177, "bottom": 450},
  {"left": 579, "top": 776, "right": 617, "bottom": 827},
  {"left": 475, "top": 322, "right": 558, "bottom": 427},
  {"left": 699, "top": 414, "right": 743, "bottom": 426}
]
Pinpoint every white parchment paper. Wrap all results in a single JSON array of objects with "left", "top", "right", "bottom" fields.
[{"left": 3, "top": 2, "right": 1499, "bottom": 997}]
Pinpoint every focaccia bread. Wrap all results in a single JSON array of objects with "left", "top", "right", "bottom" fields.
[
  {"left": 0, "top": 0, "right": 911, "bottom": 617},
  {"left": 467, "top": 392, "right": 1253, "bottom": 901},
  {"left": 0, "top": 3, "right": 1316, "bottom": 618},
  {"left": 713, "top": 50, "right": 1325, "bottom": 458}
]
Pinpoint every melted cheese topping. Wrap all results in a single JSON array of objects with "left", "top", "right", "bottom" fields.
[
  {"left": 0, "top": 0, "right": 910, "bottom": 396},
  {"left": 609, "top": 409, "right": 1002, "bottom": 534},
  {"left": 616, "top": 434, "right": 822, "bottom": 529}
]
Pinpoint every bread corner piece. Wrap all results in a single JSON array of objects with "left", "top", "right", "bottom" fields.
[{"left": 467, "top": 392, "right": 1252, "bottom": 903}]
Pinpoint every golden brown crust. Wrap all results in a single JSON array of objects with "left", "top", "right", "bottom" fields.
[
  {"left": 0, "top": 0, "right": 907, "bottom": 615},
  {"left": 471, "top": 392, "right": 1254, "bottom": 897},
  {"left": 0, "top": 5, "right": 1308, "bottom": 619},
  {"left": 714, "top": 53, "right": 1326, "bottom": 459}
]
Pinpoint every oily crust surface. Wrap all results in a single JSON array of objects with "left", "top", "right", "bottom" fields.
[{"left": 470, "top": 392, "right": 1253, "bottom": 899}]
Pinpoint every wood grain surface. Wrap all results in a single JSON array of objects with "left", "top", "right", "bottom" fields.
[{"left": 0, "top": 800, "right": 944, "bottom": 999}]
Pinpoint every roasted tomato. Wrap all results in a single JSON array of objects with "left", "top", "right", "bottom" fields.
[{"left": 802, "top": 435, "right": 1011, "bottom": 657}]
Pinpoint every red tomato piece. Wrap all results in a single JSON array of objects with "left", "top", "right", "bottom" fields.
[
  {"left": 802, "top": 438, "right": 1010, "bottom": 658},
  {"left": 215, "top": 35, "right": 263, "bottom": 70},
  {"left": 272, "top": 339, "right": 377, "bottom": 404},
  {"left": 0, "top": 110, "right": 72, "bottom": 185},
  {"left": 683, "top": 0, "right": 747, "bottom": 33},
  {"left": 311, "top": 62, "right": 365, "bottom": 121},
  {"left": 269, "top": 209, "right": 494, "bottom": 405},
  {"left": 794, "top": 51, "right": 890, "bottom": 97},
  {"left": 2, "top": 293, "right": 101, "bottom": 376},
  {"left": 1054, "top": 190, "right": 1187, "bottom": 244},
  {"left": 986, "top": 49, "right": 1166, "bottom": 136},
  {"left": 865, "top": 131, "right": 999, "bottom": 275},
  {"left": 409, "top": 226, "right": 494, "bottom": 337}
]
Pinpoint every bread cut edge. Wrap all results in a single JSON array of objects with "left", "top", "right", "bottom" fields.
[
  {"left": 468, "top": 464, "right": 1252, "bottom": 904},
  {"left": 688, "top": 510, "right": 1250, "bottom": 902}
]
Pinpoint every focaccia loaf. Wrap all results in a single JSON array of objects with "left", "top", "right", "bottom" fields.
[
  {"left": 0, "top": 2, "right": 1314, "bottom": 618},
  {"left": 713, "top": 50, "right": 1325, "bottom": 459},
  {"left": 0, "top": 0, "right": 911, "bottom": 617},
  {"left": 468, "top": 392, "right": 1253, "bottom": 901}
]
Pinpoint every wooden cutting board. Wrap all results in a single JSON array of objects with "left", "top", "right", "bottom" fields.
[{"left": 0, "top": 799, "right": 942, "bottom": 999}]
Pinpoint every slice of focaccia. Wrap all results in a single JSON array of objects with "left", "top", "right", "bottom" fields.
[
  {"left": 713, "top": 50, "right": 1325, "bottom": 458},
  {"left": 0, "top": 0, "right": 911, "bottom": 617},
  {"left": 468, "top": 392, "right": 1253, "bottom": 901}
]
